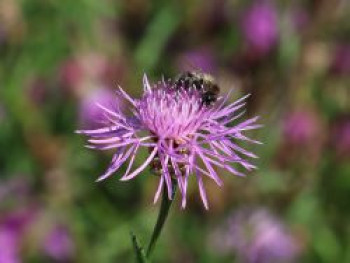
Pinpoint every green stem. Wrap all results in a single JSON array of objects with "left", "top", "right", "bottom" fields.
[{"left": 146, "top": 180, "right": 177, "bottom": 258}]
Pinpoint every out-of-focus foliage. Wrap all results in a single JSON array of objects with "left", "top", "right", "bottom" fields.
[{"left": 0, "top": 0, "right": 349, "bottom": 262}]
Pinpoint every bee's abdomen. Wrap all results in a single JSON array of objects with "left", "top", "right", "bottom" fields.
[{"left": 174, "top": 71, "right": 220, "bottom": 106}]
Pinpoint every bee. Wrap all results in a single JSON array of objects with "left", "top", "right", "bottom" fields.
[{"left": 173, "top": 71, "right": 220, "bottom": 106}]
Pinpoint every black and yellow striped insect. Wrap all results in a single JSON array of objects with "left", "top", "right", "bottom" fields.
[{"left": 173, "top": 71, "right": 220, "bottom": 106}]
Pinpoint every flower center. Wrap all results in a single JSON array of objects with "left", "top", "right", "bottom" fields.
[{"left": 137, "top": 87, "right": 205, "bottom": 139}]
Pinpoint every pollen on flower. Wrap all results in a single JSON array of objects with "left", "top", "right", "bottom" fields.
[{"left": 76, "top": 74, "right": 261, "bottom": 209}]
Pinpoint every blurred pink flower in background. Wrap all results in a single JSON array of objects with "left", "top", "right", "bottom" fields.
[
  {"left": 43, "top": 225, "right": 74, "bottom": 262},
  {"left": 330, "top": 116, "right": 350, "bottom": 158},
  {"left": 241, "top": 1, "right": 279, "bottom": 54},
  {"left": 1, "top": 210, "right": 35, "bottom": 236},
  {"left": 59, "top": 53, "right": 125, "bottom": 129},
  {"left": 60, "top": 53, "right": 109, "bottom": 95},
  {"left": 0, "top": 226, "right": 20, "bottom": 263},
  {"left": 0, "top": 176, "right": 30, "bottom": 202},
  {"left": 0, "top": 209, "right": 35, "bottom": 263},
  {"left": 26, "top": 78, "right": 49, "bottom": 106},
  {"left": 60, "top": 52, "right": 127, "bottom": 93},
  {"left": 60, "top": 58, "right": 83, "bottom": 91},
  {"left": 79, "top": 87, "right": 119, "bottom": 129},
  {"left": 276, "top": 110, "right": 324, "bottom": 168},
  {"left": 283, "top": 110, "right": 321, "bottom": 145},
  {"left": 330, "top": 44, "right": 350, "bottom": 76},
  {"left": 177, "top": 47, "right": 217, "bottom": 73},
  {"left": 289, "top": 7, "right": 310, "bottom": 33},
  {"left": 210, "top": 208, "right": 300, "bottom": 263}
]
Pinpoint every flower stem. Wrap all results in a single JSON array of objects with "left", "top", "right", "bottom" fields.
[{"left": 146, "top": 180, "right": 177, "bottom": 258}]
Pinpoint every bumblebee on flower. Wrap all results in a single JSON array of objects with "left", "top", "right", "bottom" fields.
[{"left": 77, "top": 73, "right": 261, "bottom": 209}]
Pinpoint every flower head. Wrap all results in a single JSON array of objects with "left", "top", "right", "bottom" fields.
[{"left": 77, "top": 74, "right": 261, "bottom": 209}]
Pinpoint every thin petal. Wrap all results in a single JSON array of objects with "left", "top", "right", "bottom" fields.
[
  {"left": 120, "top": 147, "right": 158, "bottom": 181},
  {"left": 121, "top": 143, "right": 140, "bottom": 178},
  {"left": 96, "top": 103, "right": 125, "bottom": 120},
  {"left": 117, "top": 86, "right": 136, "bottom": 106},
  {"left": 195, "top": 147, "right": 223, "bottom": 186},
  {"left": 143, "top": 73, "right": 152, "bottom": 93},
  {"left": 153, "top": 176, "right": 164, "bottom": 204},
  {"left": 96, "top": 146, "right": 135, "bottom": 182},
  {"left": 181, "top": 167, "right": 190, "bottom": 209},
  {"left": 76, "top": 126, "right": 120, "bottom": 135},
  {"left": 87, "top": 134, "right": 132, "bottom": 144},
  {"left": 195, "top": 169, "right": 209, "bottom": 210}
]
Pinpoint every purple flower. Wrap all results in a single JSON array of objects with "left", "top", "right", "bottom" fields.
[
  {"left": 60, "top": 57, "right": 83, "bottom": 90},
  {"left": 241, "top": 1, "right": 279, "bottom": 54},
  {"left": 79, "top": 87, "right": 120, "bottom": 129},
  {"left": 330, "top": 117, "right": 350, "bottom": 158},
  {"left": 26, "top": 78, "right": 48, "bottom": 105},
  {"left": 283, "top": 110, "right": 320, "bottom": 145},
  {"left": 177, "top": 47, "right": 217, "bottom": 73},
  {"left": 43, "top": 226, "right": 74, "bottom": 262},
  {"left": 0, "top": 226, "right": 20, "bottom": 263},
  {"left": 330, "top": 44, "right": 350, "bottom": 75},
  {"left": 77, "top": 74, "right": 260, "bottom": 209},
  {"left": 0, "top": 176, "right": 30, "bottom": 203},
  {"left": 60, "top": 53, "right": 108, "bottom": 92},
  {"left": 210, "top": 209, "right": 300, "bottom": 263},
  {"left": 289, "top": 7, "right": 309, "bottom": 33},
  {"left": 0, "top": 209, "right": 34, "bottom": 263}
]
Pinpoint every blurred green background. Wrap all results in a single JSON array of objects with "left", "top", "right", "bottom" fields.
[{"left": 0, "top": 0, "right": 350, "bottom": 262}]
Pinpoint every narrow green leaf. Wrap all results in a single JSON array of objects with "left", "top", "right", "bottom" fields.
[{"left": 130, "top": 232, "right": 149, "bottom": 263}]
